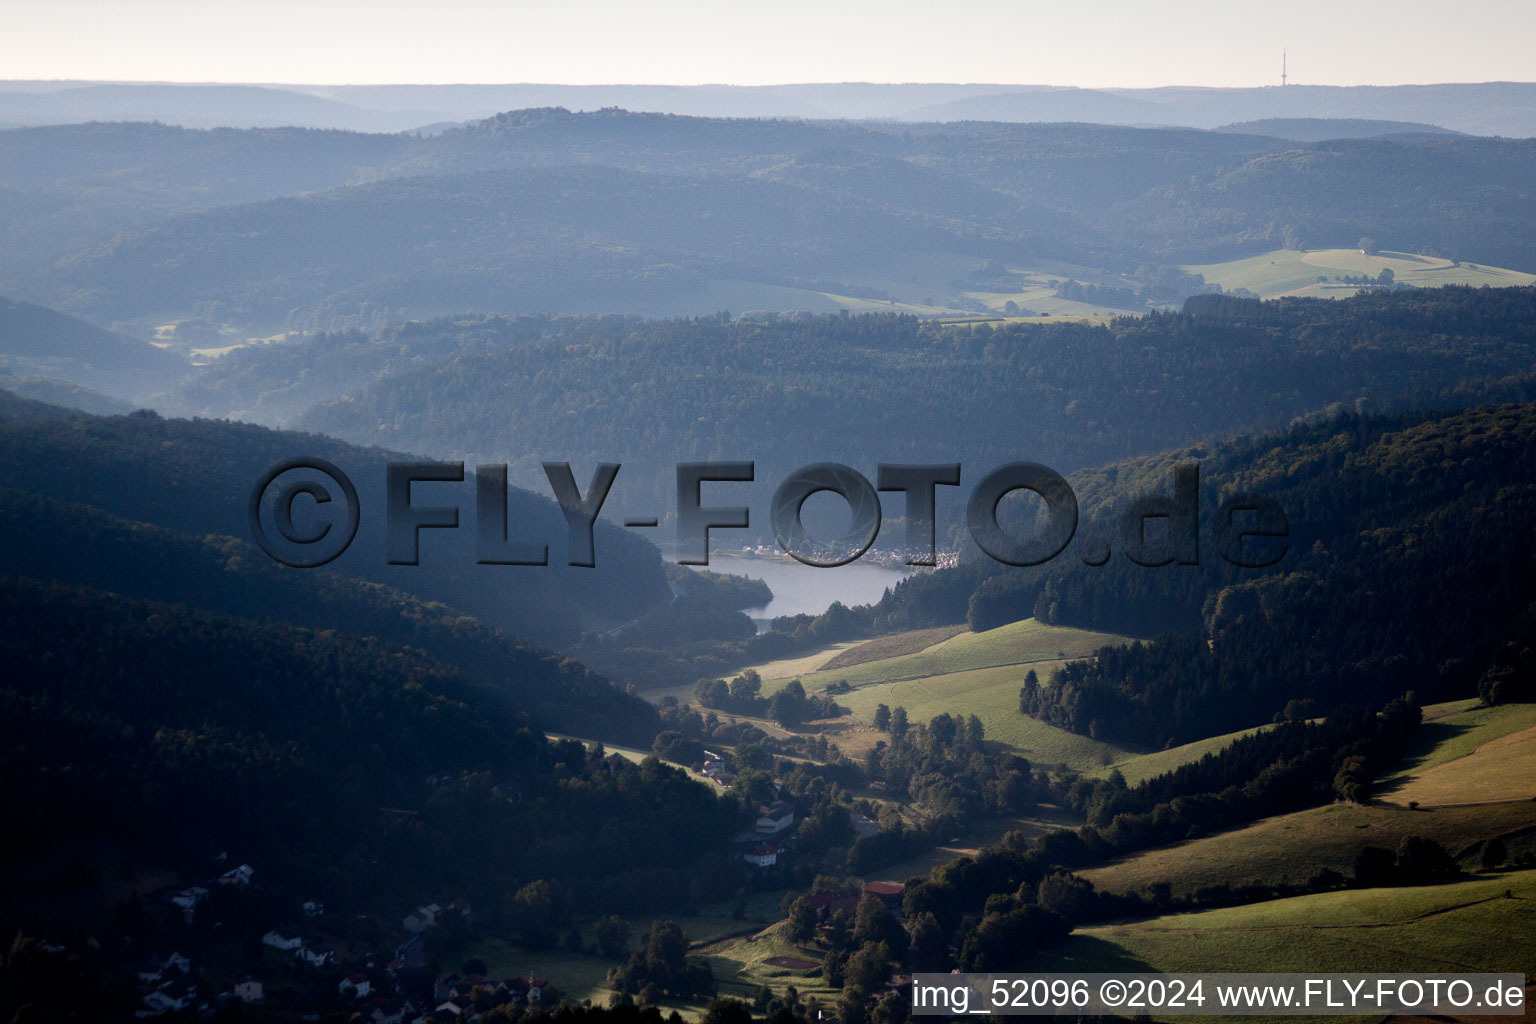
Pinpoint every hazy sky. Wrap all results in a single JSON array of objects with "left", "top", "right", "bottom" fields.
[{"left": 4, "top": 0, "right": 1533, "bottom": 87}]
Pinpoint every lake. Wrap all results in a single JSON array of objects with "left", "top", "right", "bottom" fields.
[{"left": 693, "top": 552, "right": 914, "bottom": 623}]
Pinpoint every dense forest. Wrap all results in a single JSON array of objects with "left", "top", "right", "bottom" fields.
[
  {"left": 0, "top": 577, "right": 744, "bottom": 915},
  {"left": 0, "top": 487, "right": 662, "bottom": 742},
  {"left": 0, "top": 403, "right": 673, "bottom": 649},
  {"left": 267, "top": 287, "right": 1536, "bottom": 548},
  {"left": 762, "top": 399, "right": 1536, "bottom": 750}
]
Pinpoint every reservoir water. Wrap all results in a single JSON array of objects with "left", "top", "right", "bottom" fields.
[{"left": 695, "top": 553, "right": 914, "bottom": 622}]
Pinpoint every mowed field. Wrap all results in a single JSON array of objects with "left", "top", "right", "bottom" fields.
[
  {"left": 838, "top": 661, "right": 1131, "bottom": 770},
  {"left": 726, "top": 619, "right": 1135, "bottom": 769},
  {"left": 1079, "top": 800, "right": 1536, "bottom": 898},
  {"left": 1081, "top": 700, "right": 1536, "bottom": 898},
  {"left": 1389, "top": 726, "right": 1536, "bottom": 806},
  {"left": 1184, "top": 248, "right": 1536, "bottom": 300},
  {"left": 1053, "top": 869, "right": 1536, "bottom": 988},
  {"left": 751, "top": 618, "right": 1126, "bottom": 692},
  {"left": 1382, "top": 700, "right": 1536, "bottom": 782}
]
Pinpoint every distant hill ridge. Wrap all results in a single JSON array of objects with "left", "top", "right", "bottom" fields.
[
  {"left": 1215, "top": 117, "right": 1465, "bottom": 141},
  {"left": 0, "top": 80, "right": 1532, "bottom": 136}
]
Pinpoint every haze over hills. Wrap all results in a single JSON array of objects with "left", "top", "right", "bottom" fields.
[
  {"left": 3, "top": 48, "right": 1536, "bottom": 1018},
  {"left": 3, "top": 109, "right": 1533, "bottom": 344},
  {"left": 2, "top": 80, "right": 1535, "bottom": 136}
]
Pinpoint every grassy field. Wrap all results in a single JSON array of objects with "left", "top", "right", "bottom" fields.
[
  {"left": 472, "top": 938, "right": 619, "bottom": 1004},
  {"left": 1098, "top": 723, "right": 1277, "bottom": 786},
  {"left": 693, "top": 925, "right": 837, "bottom": 1003},
  {"left": 1079, "top": 800, "right": 1536, "bottom": 898},
  {"left": 1389, "top": 726, "right": 1536, "bottom": 807},
  {"left": 1082, "top": 698, "right": 1536, "bottom": 896},
  {"left": 839, "top": 661, "right": 1133, "bottom": 769},
  {"left": 645, "top": 619, "right": 1133, "bottom": 768},
  {"left": 817, "top": 625, "right": 969, "bottom": 672},
  {"left": 1380, "top": 700, "right": 1536, "bottom": 784},
  {"left": 1184, "top": 248, "right": 1536, "bottom": 300},
  {"left": 778, "top": 618, "right": 1127, "bottom": 693},
  {"left": 1051, "top": 869, "right": 1536, "bottom": 984}
]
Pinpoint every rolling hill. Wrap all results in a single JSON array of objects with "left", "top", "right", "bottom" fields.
[
  {"left": 4, "top": 111, "right": 1534, "bottom": 335},
  {"left": 0, "top": 396, "right": 673, "bottom": 649},
  {"left": 0, "top": 295, "right": 186, "bottom": 399}
]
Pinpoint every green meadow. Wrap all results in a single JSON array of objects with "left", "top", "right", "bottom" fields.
[
  {"left": 1184, "top": 248, "right": 1536, "bottom": 300},
  {"left": 759, "top": 618, "right": 1126, "bottom": 692},
  {"left": 1099, "top": 723, "right": 1277, "bottom": 786},
  {"left": 1050, "top": 869, "right": 1536, "bottom": 1009},
  {"left": 1082, "top": 699, "right": 1536, "bottom": 897},
  {"left": 839, "top": 661, "right": 1131, "bottom": 770}
]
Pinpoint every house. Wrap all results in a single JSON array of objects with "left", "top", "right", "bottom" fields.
[
  {"left": 864, "top": 881, "right": 905, "bottom": 907},
  {"left": 161, "top": 951, "right": 191, "bottom": 975},
  {"left": 744, "top": 843, "right": 778, "bottom": 867},
  {"left": 340, "top": 972, "right": 372, "bottom": 999},
  {"left": 302, "top": 900, "right": 325, "bottom": 917},
  {"left": 262, "top": 927, "right": 303, "bottom": 951},
  {"left": 233, "top": 977, "right": 263, "bottom": 1004},
  {"left": 435, "top": 1000, "right": 466, "bottom": 1020},
  {"left": 433, "top": 973, "right": 460, "bottom": 1003},
  {"left": 218, "top": 863, "right": 254, "bottom": 886},
  {"left": 403, "top": 902, "right": 441, "bottom": 933},
  {"left": 849, "top": 811, "right": 880, "bottom": 838},
  {"left": 295, "top": 942, "right": 334, "bottom": 967},
  {"left": 756, "top": 800, "right": 795, "bottom": 834}
]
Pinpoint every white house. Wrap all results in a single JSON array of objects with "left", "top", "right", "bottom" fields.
[
  {"left": 339, "top": 972, "right": 372, "bottom": 999},
  {"left": 744, "top": 843, "right": 778, "bottom": 867},
  {"left": 402, "top": 903, "right": 440, "bottom": 933},
  {"left": 233, "top": 978, "right": 263, "bottom": 1004},
  {"left": 295, "top": 943, "right": 334, "bottom": 968}
]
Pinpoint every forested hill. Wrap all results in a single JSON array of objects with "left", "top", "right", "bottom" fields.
[
  {"left": 0, "top": 575, "right": 740, "bottom": 910},
  {"left": 2, "top": 111, "right": 1532, "bottom": 329},
  {"left": 273, "top": 287, "right": 1536, "bottom": 524},
  {"left": 0, "top": 399, "right": 674, "bottom": 650},
  {"left": 0, "top": 295, "right": 186, "bottom": 398},
  {"left": 0, "top": 487, "right": 660, "bottom": 743},
  {"left": 845, "top": 400, "right": 1536, "bottom": 748}
]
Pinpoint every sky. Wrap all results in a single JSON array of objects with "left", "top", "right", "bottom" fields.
[{"left": 3, "top": 0, "right": 1533, "bottom": 88}]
